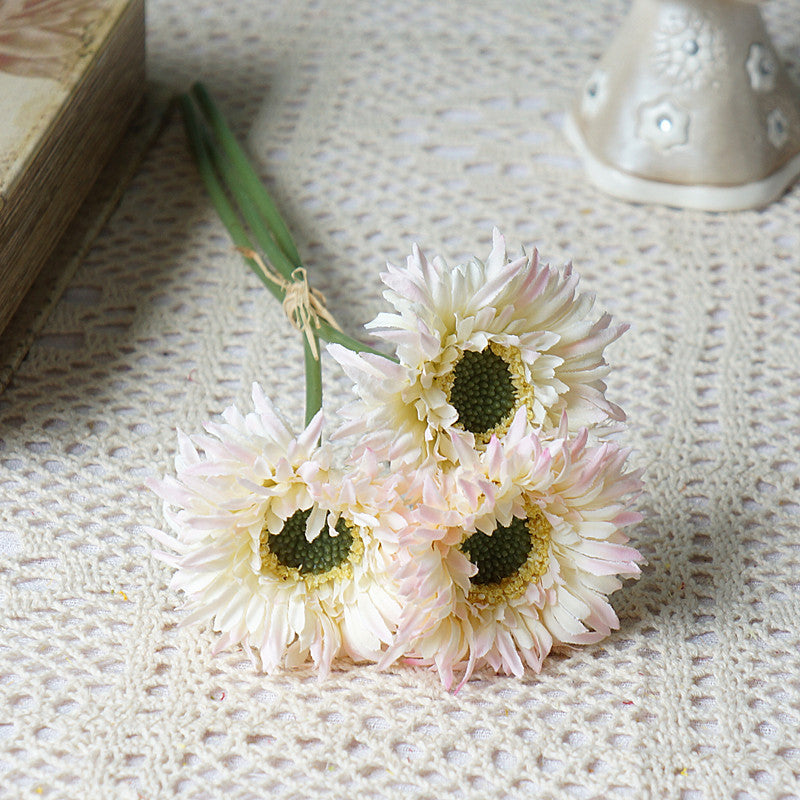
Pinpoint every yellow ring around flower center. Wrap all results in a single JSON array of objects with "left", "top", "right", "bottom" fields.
[
  {"left": 466, "top": 500, "right": 552, "bottom": 605},
  {"left": 437, "top": 342, "right": 533, "bottom": 445},
  {"left": 259, "top": 513, "right": 365, "bottom": 591}
]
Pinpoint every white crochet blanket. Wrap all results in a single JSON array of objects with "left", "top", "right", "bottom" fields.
[{"left": 2, "top": 1, "right": 799, "bottom": 797}]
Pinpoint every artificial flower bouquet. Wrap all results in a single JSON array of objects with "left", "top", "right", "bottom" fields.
[{"left": 148, "top": 84, "right": 643, "bottom": 690}]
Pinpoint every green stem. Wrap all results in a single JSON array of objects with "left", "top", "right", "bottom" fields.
[
  {"left": 180, "top": 91, "right": 397, "bottom": 426},
  {"left": 201, "top": 126, "right": 296, "bottom": 281},
  {"left": 182, "top": 93, "right": 324, "bottom": 422},
  {"left": 192, "top": 82, "right": 302, "bottom": 269},
  {"left": 304, "top": 337, "right": 323, "bottom": 426},
  {"left": 180, "top": 95, "right": 285, "bottom": 303},
  {"left": 318, "top": 322, "right": 394, "bottom": 359},
  {"left": 182, "top": 92, "right": 397, "bottom": 364}
]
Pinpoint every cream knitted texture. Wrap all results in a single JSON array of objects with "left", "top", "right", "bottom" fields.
[{"left": 1, "top": 0, "right": 799, "bottom": 797}]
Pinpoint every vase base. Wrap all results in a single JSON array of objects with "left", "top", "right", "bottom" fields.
[{"left": 565, "top": 114, "right": 800, "bottom": 212}]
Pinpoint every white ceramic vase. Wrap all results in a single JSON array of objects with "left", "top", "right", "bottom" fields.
[{"left": 566, "top": 0, "right": 800, "bottom": 210}]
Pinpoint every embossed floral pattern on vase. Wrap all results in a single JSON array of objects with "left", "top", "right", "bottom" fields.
[
  {"left": 746, "top": 42, "right": 778, "bottom": 93},
  {"left": 581, "top": 69, "right": 608, "bottom": 118},
  {"left": 767, "top": 108, "right": 789, "bottom": 148},
  {"left": 652, "top": 8, "right": 725, "bottom": 91},
  {"left": 637, "top": 96, "right": 690, "bottom": 151}
]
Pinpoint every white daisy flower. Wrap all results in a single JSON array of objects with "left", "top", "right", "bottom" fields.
[
  {"left": 382, "top": 410, "right": 643, "bottom": 690},
  {"left": 330, "top": 228, "right": 626, "bottom": 466},
  {"left": 148, "top": 384, "right": 403, "bottom": 677}
]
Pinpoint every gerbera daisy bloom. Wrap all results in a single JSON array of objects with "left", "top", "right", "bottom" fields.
[
  {"left": 330, "top": 228, "right": 627, "bottom": 466},
  {"left": 383, "top": 410, "right": 643, "bottom": 690},
  {"left": 148, "top": 384, "right": 403, "bottom": 677}
]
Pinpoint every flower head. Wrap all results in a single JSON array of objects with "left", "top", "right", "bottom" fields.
[
  {"left": 383, "top": 411, "right": 643, "bottom": 690},
  {"left": 148, "top": 384, "right": 402, "bottom": 677},
  {"left": 331, "top": 228, "right": 626, "bottom": 466}
]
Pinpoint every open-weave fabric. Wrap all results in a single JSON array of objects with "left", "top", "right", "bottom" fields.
[{"left": 2, "top": 1, "right": 800, "bottom": 797}]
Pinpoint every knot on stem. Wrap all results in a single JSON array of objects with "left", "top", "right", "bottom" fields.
[{"left": 238, "top": 247, "right": 341, "bottom": 359}]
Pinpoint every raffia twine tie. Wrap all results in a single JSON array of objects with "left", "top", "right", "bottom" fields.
[{"left": 238, "top": 247, "right": 341, "bottom": 359}]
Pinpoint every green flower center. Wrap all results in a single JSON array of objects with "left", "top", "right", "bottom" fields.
[
  {"left": 267, "top": 508, "right": 354, "bottom": 575},
  {"left": 460, "top": 504, "right": 552, "bottom": 605},
  {"left": 448, "top": 347, "right": 517, "bottom": 435},
  {"left": 461, "top": 517, "right": 531, "bottom": 585}
]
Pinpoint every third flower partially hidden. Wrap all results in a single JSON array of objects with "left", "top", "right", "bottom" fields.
[
  {"left": 330, "top": 228, "right": 627, "bottom": 466},
  {"left": 382, "top": 410, "right": 643, "bottom": 690}
]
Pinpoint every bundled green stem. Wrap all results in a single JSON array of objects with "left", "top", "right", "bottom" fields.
[
  {"left": 192, "top": 83, "right": 302, "bottom": 272},
  {"left": 179, "top": 83, "right": 393, "bottom": 425}
]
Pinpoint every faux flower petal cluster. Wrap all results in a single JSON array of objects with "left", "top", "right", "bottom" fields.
[
  {"left": 149, "top": 385, "right": 404, "bottom": 678},
  {"left": 150, "top": 229, "right": 642, "bottom": 688},
  {"left": 331, "top": 228, "right": 627, "bottom": 466}
]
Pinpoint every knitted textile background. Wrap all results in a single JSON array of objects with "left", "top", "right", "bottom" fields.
[{"left": 1, "top": 1, "right": 799, "bottom": 797}]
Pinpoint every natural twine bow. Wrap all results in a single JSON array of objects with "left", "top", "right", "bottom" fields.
[{"left": 237, "top": 247, "right": 342, "bottom": 359}]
